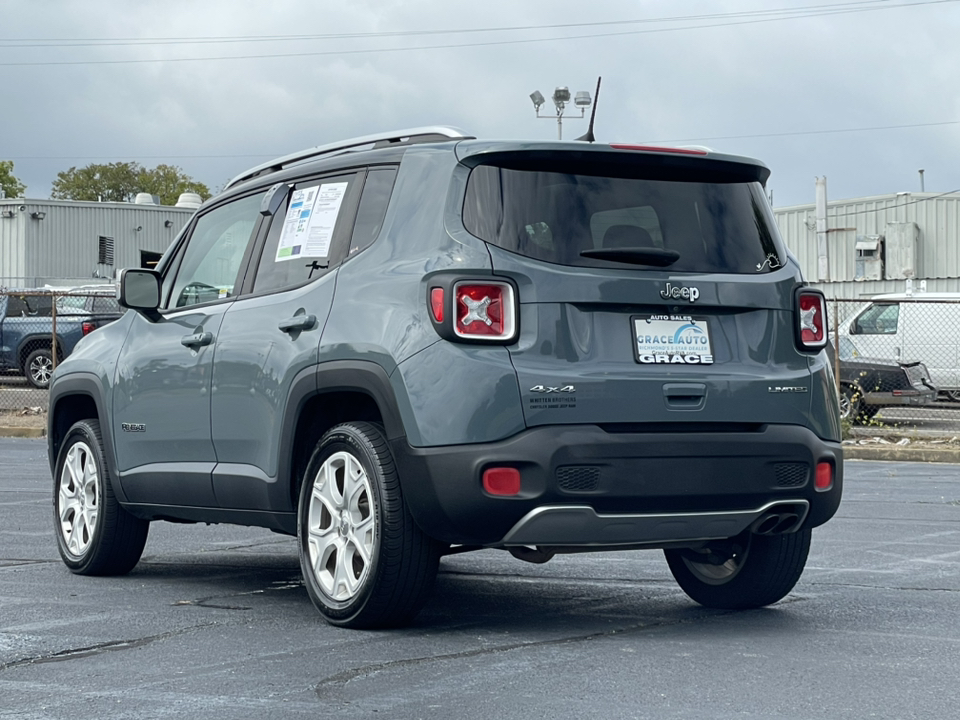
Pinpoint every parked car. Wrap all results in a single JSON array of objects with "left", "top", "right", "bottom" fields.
[
  {"left": 55, "top": 288, "right": 124, "bottom": 335},
  {"left": 829, "top": 339, "right": 937, "bottom": 423},
  {"left": 47, "top": 126, "right": 843, "bottom": 628},
  {"left": 836, "top": 292, "right": 960, "bottom": 400},
  {"left": 0, "top": 291, "right": 78, "bottom": 388}
]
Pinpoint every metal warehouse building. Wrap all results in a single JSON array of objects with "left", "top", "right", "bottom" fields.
[
  {"left": 0, "top": 196, "right": 197, "bottom": 289},
  {"left": 775, "top": 189, "right": 960, "bottom": 298}
]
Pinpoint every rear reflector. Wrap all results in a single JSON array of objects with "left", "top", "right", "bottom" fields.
[
  {"left": 797, "top": 290, "right": 828, "bottom": 350},
  {"left": 483, "top": 467, "right": 521, "bottom": 496},
  {"left": 430, "top": 287, "right": 444, "bottom": 323},
  {"left": 610, "top": 144, "right": 708, "bottom": 156},
  {"left": 815, "top": 461, "right": 834, "bottom": 491},
  {"left": 454, "top": 281, "right": 517, "bottom": 341}
]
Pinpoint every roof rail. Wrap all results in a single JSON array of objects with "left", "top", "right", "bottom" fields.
[{"left": 226, "top": 126, "right": 474, "bottom": 189}]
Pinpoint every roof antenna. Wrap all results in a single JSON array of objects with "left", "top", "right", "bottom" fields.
[{"left": 576, "top": 76, "right": 602, "bottom": 143}]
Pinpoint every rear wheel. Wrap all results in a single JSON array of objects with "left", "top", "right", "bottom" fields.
[
  {"left": 297, "top": 422, "right": 442, "bottom": 628},
  {"left": 53, "top": 419, "right": 149, "bottom": 575},
  {"left": 664, "top": 528, "right": 811, "bottom": 609},
  {"left": 25, "top": 347, "right": 54, "bottom": 388}
]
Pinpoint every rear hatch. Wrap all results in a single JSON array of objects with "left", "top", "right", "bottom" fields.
[{"left": 457, "top": 143, "right": 815, "bottom": 429}]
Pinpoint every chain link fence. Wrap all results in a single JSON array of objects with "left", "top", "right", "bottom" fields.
[
  {"left": 827, "top": 297, "right": 960, "bottom": 435},
  {"left": 0, "top": 288, "right": 122, "bottom": 417}
]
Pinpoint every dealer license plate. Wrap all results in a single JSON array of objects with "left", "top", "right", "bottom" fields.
[{"left": 633, "top": 315, "right": 714, "bottom": 365}]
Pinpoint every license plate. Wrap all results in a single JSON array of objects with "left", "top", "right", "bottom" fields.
[{"left": 633, "top": 315, "right": 714, "bottom": 365}]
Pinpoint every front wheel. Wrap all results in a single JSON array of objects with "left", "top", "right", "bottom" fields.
[
  {"left": 297, "top": 422, "right": 442, "bottom": 628},
  {"left": 664, "top": 528, "right": 811, "bottom": 609},
  {"left": 53, "top": 419, "right": 149, "bottom": 575}
]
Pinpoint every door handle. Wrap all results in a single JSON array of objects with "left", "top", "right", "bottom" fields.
[
  {"left": 278, "top": 314, "right": 317, "bottom": 333},
  {"left": 181, "top": 331, "right": 214, "bottom": 348}
]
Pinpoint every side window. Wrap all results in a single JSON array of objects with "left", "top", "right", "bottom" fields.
[
  {"left": 349, "top": 167, "right": 398, "bottom": 256},
  {"left": 168, "top": 192, "right": 265, "bottom": 309},
  {"left": 852, "top": 303, "right": 900, "bottom": 335},
  {"left": 253, "top": 173, "right": 361, "bottom": 294}
]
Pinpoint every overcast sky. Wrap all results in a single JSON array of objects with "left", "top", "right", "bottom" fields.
[{"left": 2, "top": 0, "right": 958, "bottom": 208}]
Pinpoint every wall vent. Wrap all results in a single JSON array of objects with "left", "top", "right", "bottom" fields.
[{"left": 98, "top": 236, "right": 115, "bottom": 266}]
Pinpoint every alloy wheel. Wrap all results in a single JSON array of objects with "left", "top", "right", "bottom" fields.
[
  {"left": 305, "top": 451, "right": 375, "bottom": 601},
  {"left": 58, "top": 441, "right": 100, "bottom": 557}
]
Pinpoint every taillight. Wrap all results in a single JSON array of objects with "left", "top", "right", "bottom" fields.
[
  {"left": 796, "top": 289, "right": 827, "bottom": 350},
  {"left": 453, "top": 281, "right": 517, "bottom": 342},
  {"left": 430, "top": 288, "right": 444, "bottom": 323},
  {"left": 81, "top": 321, "right": 96, "bottom": 336}
]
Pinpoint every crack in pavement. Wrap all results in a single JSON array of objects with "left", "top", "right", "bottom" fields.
[
  {"left": 0, "top": 622, "right": 218, "bottom": 673},
  {"left": 807, "top": 581, "right": 960, "bottom": 593},
  {"left": 312, "top": 602, "right": 784, "bottom": 698}
]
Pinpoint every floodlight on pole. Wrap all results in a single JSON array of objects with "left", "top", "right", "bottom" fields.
[{"left": 530, "top": 83, "right": 592, "bottom": 140}]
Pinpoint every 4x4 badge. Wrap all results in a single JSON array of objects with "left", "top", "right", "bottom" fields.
[
  {"left": 530, "top": 385, "right": 576, "bottom": 394},
  {"left": 660, "top": 283, "right": 700, "bottom": 302}
]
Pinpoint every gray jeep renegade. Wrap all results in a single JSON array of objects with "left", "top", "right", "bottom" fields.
[{"left": 48, "top": 127, "right": 842, "bottom": 628}]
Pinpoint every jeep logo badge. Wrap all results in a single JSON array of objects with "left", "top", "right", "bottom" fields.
[{"left": 660, "top": 283, "right": 700, "bottom": 303}]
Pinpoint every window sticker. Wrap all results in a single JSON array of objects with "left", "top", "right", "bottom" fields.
[{"left": 275, "top": 182, "right": 349, "bottom": 262}]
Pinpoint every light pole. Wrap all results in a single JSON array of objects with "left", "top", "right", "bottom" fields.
[{"left": 530, "top": 85, "right": 592, "bottom": 140}]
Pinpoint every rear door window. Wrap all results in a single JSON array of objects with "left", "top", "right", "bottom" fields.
[
  {"left": 252, "top": 173, "right": 362, "bottom": 294},
  {"left": 462, "top": 165, "right": 783, "bottom": 274}
]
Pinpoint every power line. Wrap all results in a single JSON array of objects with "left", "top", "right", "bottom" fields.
[
  {"left": 0, "top": 0, "right": 955, "bottom": 67},
  {"left": 0, "top": 1, "right": 897, "bottom": 47}
]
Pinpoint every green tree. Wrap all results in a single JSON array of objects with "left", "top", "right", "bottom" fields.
[
  {"left": 51, "top": 161, "right": 210, "bottom": 205},
  {"left": 0, "top": 160, "right": 27, "bottom": 199}
]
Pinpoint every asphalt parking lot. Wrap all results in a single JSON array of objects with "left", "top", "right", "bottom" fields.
[{"left": 1, "top": 437, "right": 959, "bottom": 719}]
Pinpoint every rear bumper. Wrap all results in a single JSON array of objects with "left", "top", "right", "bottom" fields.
[
  {"left": 863, "top": 389, "right": 936, "bottom": 407},
  {"left": 391, "top": 423, "right": 842, "bottom": 547}
]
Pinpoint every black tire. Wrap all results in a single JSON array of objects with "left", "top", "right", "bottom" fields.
[
  {"left": 24, "top": 347, "right": 54, "bottom": 388},
  {"left": 53, "top": 419, "right": 149, "bottom": 575},
  {"left": 297, "top": 422, "right": 442, "bottom": 629},
  {"left": 664, "top": 528, "right": 811, "bottom": 609}
]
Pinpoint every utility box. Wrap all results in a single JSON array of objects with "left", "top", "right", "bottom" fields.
[
  {"left": 854, "top": 234, "right": 883, "bottom": 281},
  {"left": 884, "top": 222, "right": 918, "bottom": 279}
]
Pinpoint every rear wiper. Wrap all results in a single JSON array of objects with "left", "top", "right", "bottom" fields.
[{"left": 580, "top": 247, "right": 680, "bottom": 267}]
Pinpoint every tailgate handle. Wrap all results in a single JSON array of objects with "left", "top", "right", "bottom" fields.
[{"left": 663, "top": 383, "right": 706, "bottom": 410}]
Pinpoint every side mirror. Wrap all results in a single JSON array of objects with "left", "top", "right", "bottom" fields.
[{"left": 118, "top": 268, "right": 161, "bottom": 321}]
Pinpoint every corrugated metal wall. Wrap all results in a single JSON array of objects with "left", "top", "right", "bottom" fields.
[
  {"left": 775, "top": 192, "right": 960, "bottom": 289},
  {"left": 0, "top": 205, "right": 27, "bottom": 285},
  {"left": 0, "top": 200, "right": 193, "bottom": 287}
]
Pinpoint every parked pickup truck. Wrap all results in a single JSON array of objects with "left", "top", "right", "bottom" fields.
[{"left": 0, "top": 290, "right": 122, "bottom": 388}]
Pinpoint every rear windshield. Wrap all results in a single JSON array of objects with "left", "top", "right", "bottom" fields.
[{"left": 462, "top": 165, "right": 784, "bottom": 274}]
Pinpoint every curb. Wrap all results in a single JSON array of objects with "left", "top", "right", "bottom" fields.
[
  {"left": 844, "top": 445, "right": 960, "bottom": 464},
  {"left": 0, "top": 426, "right": 45, "bottom": 438}
]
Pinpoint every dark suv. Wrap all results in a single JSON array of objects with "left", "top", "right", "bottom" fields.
[{"left": 48, "top": 127, "right": 843, "bottom": 628}]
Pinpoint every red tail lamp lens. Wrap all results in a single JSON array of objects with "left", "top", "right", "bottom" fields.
[
  {"left": 815, "top": 461, "right": 834, "bottom": 491},
  {"left": 798, "top": 291, "right": 827, "bottom": 349},
  {"left": 81, "top": 322, "right": 96, "bottom": 336},
  {"left": 483, "top": 467, "right": 521, "bottom": 496},
  {"left": 430, "top": 287, "right": 444, "bottom": 323},
  {"left": 454, "top": 281, "right": 516, "bottom": 341}
]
